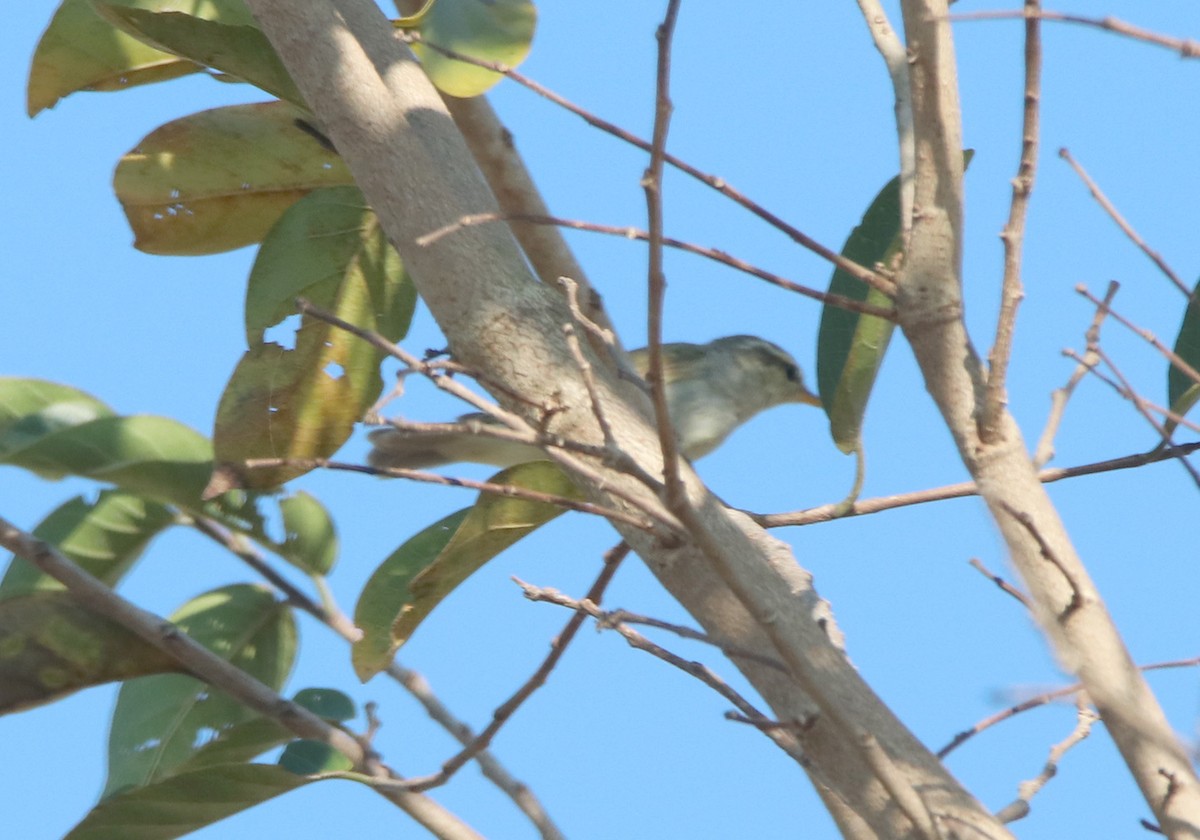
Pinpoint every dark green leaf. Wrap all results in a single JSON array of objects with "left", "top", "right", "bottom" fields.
[
  {"left": 0, "top": 414, "right": 215, "bottom": 507},
  {"left": 279, "top": 740, "right": 354, "bottom": 774},
  {"left": 66, "top": 763, "right": 363, "bottom": 840},
  {"left": 816, "top": 175, "right": 902, "bottom": 455},
  {"left": 0, "top": 591, "right": 180, "bottom": 714},
  {"left": 292, "top": 687, "right": 356, "bottom": 722},
  {"left": 1168, "top": 277, "right": 1200, "bottom": 432},
  {"left": 0, "top": 378, "right": 113, "bottom": 457}
]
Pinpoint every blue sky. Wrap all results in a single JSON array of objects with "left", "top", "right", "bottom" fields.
[{"left": 4, "top": 2, "right": 1200, "bottom": 838}]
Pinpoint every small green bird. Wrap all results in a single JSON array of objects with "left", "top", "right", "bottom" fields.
[{"left": 368, "top": 335, "right": 819, "bottom": 470}]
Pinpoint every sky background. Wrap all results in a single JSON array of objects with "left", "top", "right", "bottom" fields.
[{"left": 4, "top": 2, "right": 1200, "bottom": 838}]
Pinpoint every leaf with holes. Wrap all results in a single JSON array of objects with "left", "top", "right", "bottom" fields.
[
  {"left": 103, "top": 584, "right": 296, "bottom": 798},
  {"left": 209, "top": 187, "right": 414, "bottom": 492}
]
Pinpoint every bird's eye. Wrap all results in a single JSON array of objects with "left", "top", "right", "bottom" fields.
[{"left": 784, "top": 363, "right": 800, "bottom": 382}]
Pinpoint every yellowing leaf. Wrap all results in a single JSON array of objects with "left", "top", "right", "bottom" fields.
[{"left": 114, "top": 101, "right": 353, "bottom": 255}]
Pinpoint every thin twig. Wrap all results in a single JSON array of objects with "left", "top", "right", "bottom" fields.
[
  {"left": 0, "top": 515, "right": 481, "bottom": 840},
  {"left": 189, "top": 516, "right": 564, "bottom": 839},
  {"left": 860, "top": 732, "right": 938, "bottom": 838},
  {"left": 1059, "top": 149, "right": 1190, "bottom": 298},
  {"left": 395, "top": 31, "right": 895, "bottom": 298},
  {"left": 981, "top": 0, "right": 1042, "bottom": 441},
  {"left": 995, "top": 702, "right": 1099, "bottom": 824},
  {"left": 968, "top": 557, "right": 1032, "bottom": 610},
  {"left": 855, "top": 0, "right": 915, "bottom": 236},
  {"left": 1090, "top": 346, "right": 1200, "bottom": 488},
  {"left": 643, "top": 0, "right": 686, "bottom": 513},
  {"left": 1060, "top": 349, "right": 1200, "bottom": 437},
  {"left": 398, "top": 542, "right": 630, "bottom": 792},
  {"left": 418, "top": 212, "right": 896, "bottom": 320},
  {"left": 751, "top": 440, "right": 1200, "bottom": 527},
  {"left": 950, "top": 10, "right": 1200, "bottom": 61},
  {"left": 939, "top": 656, "right": 1200, "bottom": 759},
  {"left": 1033, "top": 280, "right": 1118, "bottom": 468},
  {"left": 295, "top": 298, "right": 681, "bottom": 530},
  {"left": 515, "top": 579, "right": 813, "bottom": 767},
  {"left": 240, "top": 456, "right": 660, "bottom": 531},
  {"left": 1075, "top": 285, "right": 1200, "bottom": 390}
]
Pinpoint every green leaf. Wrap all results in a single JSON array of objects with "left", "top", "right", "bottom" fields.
[
  {"left": 816, "top": 176, "right": 902, "bottom": 456},
  {"left": 0, "top": 490, "right": 175, "bottom": 600},
  {"left": 176, "top": 717, "right": 291, "bottom": 772},
  {"left": 353, "top": 508, "right": 467, "bottom": 681},
  {"left": 211, "top": 187, "right": 415, "bottom": 491},
  {"left": 1167, "top": 277, "right": 1200, "bottom": 434},
  {"left": 0, "top": 591, "right": 180, "bottom": 714},
  {"left": 0, "top": 378, "right": 113, "bottom": 458},
  {"left": 174, "top": 688, "right": 354, "bottom": 772},
  {"left": 66, "top": 763, "right": 361, "bottom": 840},
  {"left": 279, "top": 739, "right": 354, "bottom": 774},
  {"left": 92, "top": 3, "right": 304, "bottom": 107},
  {"left": 276, "top": 491, "right": 338, "bottom": 575},
  {"left": 291, "top": 687, "right": 356, "bottom": 722},
  {"left": 0, "top": 414, "right": 215, "bottom": 507},
  {"left": 412, "top": 0, "right": 537, "bottom": 97},
  {"left": 353, "top": 461, "right": 577, "bottom": 680},
  {"left": 27, "top": 0, "right": 203, "bottom": 116},
  {"left": 104, "top": 584, "right": 297, "bottom": 797},
  {"left": 817, "top": 151, "right": 974, "bottom": 457},
  {"left": 113, "top": 101, "right": 353, "bottom": 255}
]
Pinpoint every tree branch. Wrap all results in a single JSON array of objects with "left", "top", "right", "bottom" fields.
[
  {"left": 246, "top": 2, "right": 1010, "bottom": 834},
  {"left": 897, "top": 1, "right": 1200, "bottom": 832},
  {"left": 0, "top": 515, "right": 480, "bottom": 840}
]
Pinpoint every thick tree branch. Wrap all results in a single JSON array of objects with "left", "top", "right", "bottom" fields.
[
  {"left": 245, "top": 1, "right": 1010, "bottom": 835},
  {"left": 897, "top": 1, "right": 1200, "bottom": 833}
]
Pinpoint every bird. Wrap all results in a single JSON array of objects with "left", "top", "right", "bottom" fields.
[{"left": 367, "top": 335, "right": 820, "bottom": 471}]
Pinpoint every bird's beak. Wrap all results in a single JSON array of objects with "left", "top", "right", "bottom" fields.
[{"left": 798, "top": 386, "right": 822, "bottom": 407}]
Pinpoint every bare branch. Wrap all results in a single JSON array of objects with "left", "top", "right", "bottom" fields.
[
  {"left": 189, "top": 517, "right": 564, "bottom": 839},
  {"left": 968, "top": 557, "right": 1032, "bottom": 610},
  {"left": 418, "top": 212, "right": 896, "bottom": 319},
  {"left": 897, "top": 0, "right": 1200, "bottom": 827},
  {"left": 751, "top": 440, "right": 1200, "bottom": 527},
  {"left": 981, "top": 0, "right": 1042, "bottom": 441},
  {"left": 995, "top": 702, "right": 1099, "bottom": 824},
  {"left": 855, "top": 0, "right": 915, "bottom": 234},
  {"left": 643, "top": 0, "right": 686, "bottom": 511},
  {"left": 1060, "top": 149, "right": 1190, "bottom": 297},
  {"left": 1033, "top": 280, "right": 1118, "bottom": 468},
  {"left": 951, "top": 9, "right": 1200, "bottom": 60},
  {"left": 399, "top": 543, "right": 629, "bottom": 792},
  {"left": 397, "top": 30, "right": 895, "bottom": 297}
]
